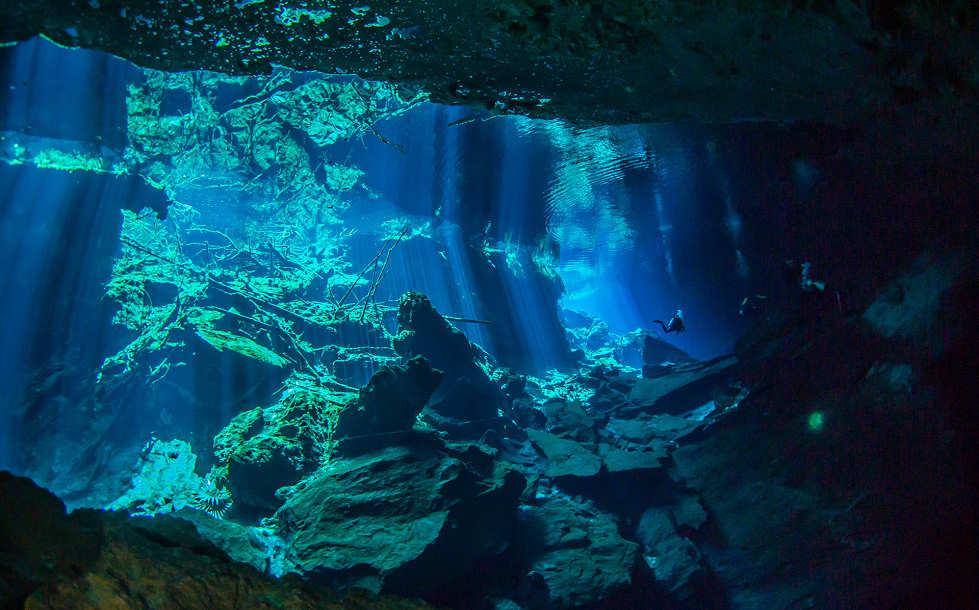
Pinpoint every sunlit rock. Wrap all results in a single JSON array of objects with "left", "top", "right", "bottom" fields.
[{"left": 212, "top": 377, "right": 350, "bottom": 516}]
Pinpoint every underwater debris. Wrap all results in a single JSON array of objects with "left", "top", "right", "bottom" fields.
[{"left": 194, "top": 326, "right": 291, "bottom": 368}]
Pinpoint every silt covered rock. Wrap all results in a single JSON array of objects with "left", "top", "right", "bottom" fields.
[
  {"left": 335, "top": 355, "right": 443, "bottom": 439},
  {"left": 0, "top": 470, "right": 434, "bottom": 609},
  {"left": 515, "top": 494, "right": 639, "bottom": 608},
  {"left": 212, "top": 377, "right": 343, "bottom": 516},
  {"left": 636, "top": 508, "right": 709, "bottom": 602},
  {"left": 393, "top": 292, "right": 503, "bottom": 430},
  {"left": 273, "top": 436, "right": 526, "bottom": 597}
]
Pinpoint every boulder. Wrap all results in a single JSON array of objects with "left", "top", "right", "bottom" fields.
[
  {"left": 670, "top": 495, "right": 708, "bottom": 532},
  {"left": 642, "top": 335, "right": 694, "bottom": 368},
  {"left": 614, "top": 329, "right": 648, "bottom": 369},
  {"left": 510, "top": 397, "right": 547, "bottom": 429},
  {"left": 0, "top": 471, "right": 434, "bottom": 609},
  {"left": 173, "top": 508, "right": 286, "bottom": 573},
  {"left": 605, "top": 414, "right": 696, "bottom": 445},
  {"left": 226, "top": 444, "right": 299, "bottom": 515},
  {"left": 212, "top": 379, "right": 342, "bottom": 516},
  {"left": 526, "top": 429, "right": 601, "bottom": 479},
  {"left": 540, "top": 397, "right": 597, "bottom": 442},
  {"left": 559, "top": 308, "right": 595, "bottom": 330},
  {"left": 583, "top": 366, "right": 639, "bottom": 414},
  {"left": 636, "top": 509, "right": 707, "bottom": 601},
  {"left": 273, "top": 437, "right": 525, "bottom": 596},
  {"left": 598, "top": 443, "right": 670, "bottom": 474},
  {"left": 335, "top": 355, "right": 443, "bottom": 439},
  {"left": 631, "top": 356, "right": 738, "bottom": 415},
  {"left": 108, "top": 438, "right": 201, "bottom": 517},
  {"left": 393, "top": 292, "right": 502, "bottom": 426},
  {"left": 515, "top": 495, "right": 639, "bottom": 608},
  {"left": 861, "top": 251, "right": 971, "bottom": 359}
]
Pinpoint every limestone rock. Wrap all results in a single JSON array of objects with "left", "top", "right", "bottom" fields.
[
  {"left": 598, "top": 442, "right": 669, "bottom": 473},
  {"left": 511, "top": 397, "right": 547, "bottom": 429},
  {"left": 642, "top": 335, "right": 694, "bottom": 368},
  {"left": 670, "top": 495, "right": 708, "bottom": 532},
  {"left": 540, "top": 397, "right": 597, "bottom": 442},
  {"left": 637, "top": 509, "right": 706, "bottom": 601},
  {"left": 392, "top": 291, "right": 476, "bottom": 377},
  {"left": 107, "top": 438, "right": 201, "bottom": 516},
  {"left": 631, "top": 356, "right": 738, "bottom": 415},
  {"left": 336, "top": 355, "right": 444, "bottom": 439},
  {"left": 516, "top": 495, "right": 639, "bottom": 607},
  {"left": 173, "top": 508, "right": 284, "bottom": 573},
  {"left": 0, "top": 471, "right": 434, "bottom": 609},
  {"left": 393, "top": 292, "right": 503, "bottom": 429},
  {"left": 273, "top": 438, "right": 525, "bottom": 596},
  {"left": 526, "top": 429, "right": 601, "bottom": 479},
  {"left": 212, "top": 378, "right": 344, "bottom": 516},
  {"left": 10, "top": 1, "right": 975, "bottom": 140},
  {"left": 862, "top": 252, "right": 971, "bottom": 359}
]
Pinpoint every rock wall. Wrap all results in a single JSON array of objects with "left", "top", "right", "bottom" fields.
[{"left": 3, "top": 1, "right": 976, "bottom": 132}]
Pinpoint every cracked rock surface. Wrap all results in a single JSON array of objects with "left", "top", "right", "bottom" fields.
[{"left": 2, "top": 1, "right": 976, "bottom": 129}]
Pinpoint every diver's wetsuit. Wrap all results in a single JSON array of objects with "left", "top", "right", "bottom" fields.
[{"left": 653, "top": 314, "right": 685, "bottom": 334}]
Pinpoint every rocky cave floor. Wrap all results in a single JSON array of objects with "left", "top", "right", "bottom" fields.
[{"left": 1, "top": 249, "right": 975, "bottom": 610}]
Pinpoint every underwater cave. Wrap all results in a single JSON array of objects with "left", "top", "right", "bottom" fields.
[{"left": 0, "top": 2, "right": 976, "bottom": 609}]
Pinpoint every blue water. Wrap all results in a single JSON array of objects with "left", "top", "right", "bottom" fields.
[
  {"left": 0, "top": 36, "right": 807, "bottom": 476},
  {"left": 1, "top": 12, "right": 974, "bottom": 607}
]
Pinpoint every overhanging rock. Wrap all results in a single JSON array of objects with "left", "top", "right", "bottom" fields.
[{"left": 2, "top": 1, "right": 976, "bottom": 126}]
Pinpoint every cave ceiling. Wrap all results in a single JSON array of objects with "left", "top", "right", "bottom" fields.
[{"left": 2, "top": 1, "right": 976, "bottom": 129}]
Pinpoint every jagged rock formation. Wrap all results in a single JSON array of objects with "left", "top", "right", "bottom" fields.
[
  {"left": 212, "top": 358, "right": 444, "bottom": 516},
  {"left": 393, "top": 292, "right": 504, "bottom": 433},
  {"left": 273, "top": 435, "right": 525, "bottom": 597},
  {"left": 0, "top": 471, "right": 434, "bottom": 609},
  {"left": 213, "top": 383, "right": 339, "bottom": 517},
  {"left": 642, "top": 335, "right": 695, "bottom": 372},
  {"left": 636, "top": 508, "right": 710, "bottom": 602},
  {"left": 514, "top": 494, "right": 639, "bottom": 608},
  {"left": 669, "top": 248, "right": 976, "bottom": 608},
  {"left": 335, "top": 355, "right": 444, "bottom": 440},
  {"left": 631, "top": 356, "right": 739, "bottom": 414},
  {"left": 1, "top": 1, "right": 975, "bottom": 133},
  {"left": 6, "top": 243, "right": 974, "bottom": 609}
]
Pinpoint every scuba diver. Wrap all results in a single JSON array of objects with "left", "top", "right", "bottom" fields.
[
  {"left": 800, "top": 261, "right": 826, "bottom": 293},
  {"left": 785, "top": 259, "right": 826, "bottom": 293},
  {"left": 653, "top": 309, "right": 685, "bottom": 334},
  {"left": 739, "top": 294, "right": 769, "bottom": 317}
]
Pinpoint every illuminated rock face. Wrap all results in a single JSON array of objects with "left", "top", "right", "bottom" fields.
[
  {"left": 0, "top": 471, "right": 437, "bottom": 609},
  {"left": 2, "top": 1, "right": 976, "bottom": 127}
]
